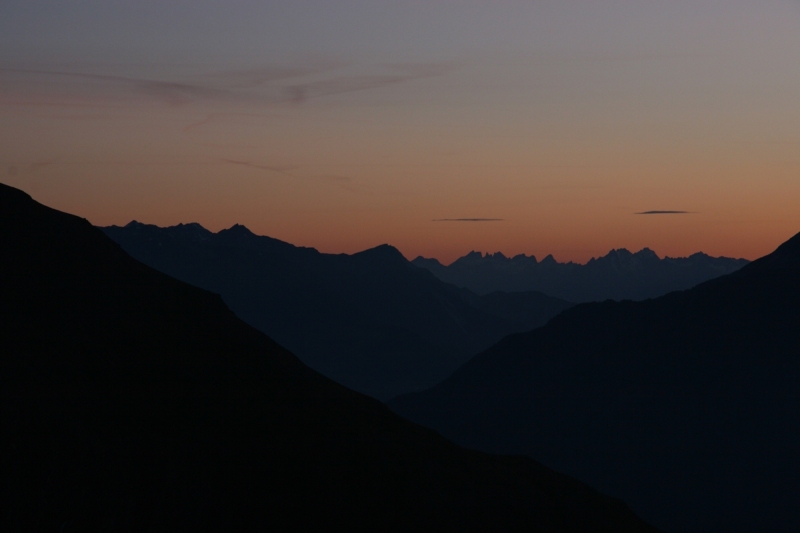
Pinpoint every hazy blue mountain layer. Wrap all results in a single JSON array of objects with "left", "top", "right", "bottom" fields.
[
  {"left": 103, "top": 222, "right": 572, "bottom": 400},
  {"left": 0, "top": 182, "right": 658, "bottom": 532},
  {"left": 392, "top": 233, "right": 800, "bottom": 533},
  {"left": 413, "top": 248, "right": 748, "bottom": 302}
]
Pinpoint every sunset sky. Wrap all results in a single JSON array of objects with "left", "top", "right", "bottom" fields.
[{"left": 2, "top": 0, "right": 799, "bottom": 263}]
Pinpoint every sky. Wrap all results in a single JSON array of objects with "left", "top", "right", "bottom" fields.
[{"left": 1, "top": 0, "right": 799, "bottom": 264}]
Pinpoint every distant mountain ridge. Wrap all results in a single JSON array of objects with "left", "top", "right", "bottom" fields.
[
  {"left": 413, "top": 248, "right": 748, "bottom": 302},
  {"left": 391, "top": 231, "right": 800, "bottom": 532},
  {"left": 0, "top": 182, "right": 658, "bottom": 531},
  {"left": 102, "top": 221, "right": 572, "bottom": 400}
]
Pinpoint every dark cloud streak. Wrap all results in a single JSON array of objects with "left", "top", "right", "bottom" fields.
[
  {"left": 433, "top": 218, "right": 504, "bottom": 222},
  {"left": 635, "top": 210, "right": 694, "bottom": 215}
]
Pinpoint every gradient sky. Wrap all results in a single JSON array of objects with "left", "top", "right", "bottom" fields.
[{"left": 2, "top": 0, "right": 799, "bottom": 263}]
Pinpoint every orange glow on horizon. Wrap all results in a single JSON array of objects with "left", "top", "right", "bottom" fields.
[{"left": 2, "top": 4, "right": 800, "bottom": 265}]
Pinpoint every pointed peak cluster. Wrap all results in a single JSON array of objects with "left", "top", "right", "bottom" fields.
[{"left": 413, "top": 245, "right": 750, "bottom": 302}]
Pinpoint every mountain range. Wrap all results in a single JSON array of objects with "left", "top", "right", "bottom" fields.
[
  {"left": 413, "top": 248, "right": 749, "bottom": 302},
  {"left": 391, "top": 233, "right": 800, "bottom": 532},
  {"left": 101, "top": 221, "right": 572, "bottom": 400},
  {"left": 0, "top": 182, "right": 658, "bottom": 531}
]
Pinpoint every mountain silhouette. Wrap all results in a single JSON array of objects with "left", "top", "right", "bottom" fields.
[
  {"left": 102, "top": 221, "right": 571, "bottom": 400},
  {"left": 391, "top": 233, "right": 800, "bottom": 532},
  {"left": 0, "top": 182, "right": 658, "bottom": 531},
  {"left": 413, "top": 248, "right": 748, "bottom": 302}
]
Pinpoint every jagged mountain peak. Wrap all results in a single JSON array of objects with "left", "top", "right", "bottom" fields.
[
  {"left": 214, "top": 223, "right": 284, "bottom": 248},
  {"left": 634, "top": 247, "right": 659, "bottom": 259},
  {"left": 167, "top": 222, "right": 213, "bottom": 241},
  {"left": 414, "top": 244, "right": 749, "bottom": 301},
  {"left": 115, "top": 220, "right": 213, "bottom": 242},
  {"left": 353, "top": 243, "right": 408, "bottom": 264},
  {"left": 608, "top": 248, "right": 633, "bottom": 257},
  {"left": 122, "top": 220, "right": 168, "bottom": 231},
  {"left": 222, "top": 223, "right": 255, "bottom": 235},
  {"left": 590, "top": 248, "right": 661, "bottom": 268},
  {"left": 512, "top": 253, "right": 537, "bottom": 263},
  {"left": 175, "top": 222, "right": 205, "bottom": 230}
]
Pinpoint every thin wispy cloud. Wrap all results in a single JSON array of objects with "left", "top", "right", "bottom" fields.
[
  {"left": 3, "top": 157, "right": 62, "bottom": 177},
  {"left": 0, "top": 67, "right": 230, "bottom": 107},
  {"left": 634, "top": 210, "right": 694, "bottom": 215},
  {"left": 204, "top": 64, "right": 341, "bottom": 89},
  {"left": 0, "top": 62, "right": 452, "bottom": 111},
  {"left": 432, "top": 218, "right": 504, "bottom": 222},
  {"left": 284, "top": 63, "right": 452, "bottom": 105},
  {"left": 218, "top": 160, "right": 364, "bottom": 193},
  {"left": 219, "top": 158, "right": 296, "bottom": 177}
]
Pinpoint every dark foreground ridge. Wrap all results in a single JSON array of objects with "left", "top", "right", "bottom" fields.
[
  {"left": 101, "top": 221, "right": 572, "bottom": 400},
  {"left": 0, "top": 182, "right": 657, "bottom": 531},
  {"left": 392, "top": 231, "right": 800, "bottom": 532}
]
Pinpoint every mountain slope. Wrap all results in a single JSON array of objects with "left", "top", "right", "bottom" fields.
[
  {"left": 412, "top": 248, "right": 748, "bottom": 302},
  {"left": 392, "top": 234, "right": 800, "bottom": 532},
  {"left": 102, "top": 221, "right": 571, "bottom": 399},
  {"left": 0, "top": 183, "right": 657, "bottom": 531}
]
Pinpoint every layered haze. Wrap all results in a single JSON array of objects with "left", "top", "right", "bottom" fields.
[{"left": 2, "top": 0, "right": 800, "bottom": 262}]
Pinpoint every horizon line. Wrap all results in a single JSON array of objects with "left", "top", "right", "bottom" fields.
[
  {"left": 634, "top": 210, "right": 695, "bottom": 215},
  {"left": 432, "top": 218, "right": 504, "bottom": 222}
]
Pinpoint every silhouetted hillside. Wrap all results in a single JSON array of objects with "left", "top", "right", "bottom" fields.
[
  {"left": 0, "top": 182, "right": 658, "bottom": 532},
  {"left": 391, "top": 233, "right": 800, "bottom": 532},
  {"left": 413, "top": 248, "right": 748, "bottom": 302},
  {"left": 102, "top": 222, "right": 571, "bottom": 400}
]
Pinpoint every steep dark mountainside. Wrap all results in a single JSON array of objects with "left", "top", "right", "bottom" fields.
[
  {"left": 413, "top": 248, "right": 748, "bottom": 302},
  {"left": 102, "top": 222, "right": 571, "bottom": 400},
  {"left": 392, "top": 233, "right": 800, "bottom": 532},
  {"left": 0, "top": 183, "right": 658, "bottom": 532}
]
